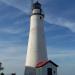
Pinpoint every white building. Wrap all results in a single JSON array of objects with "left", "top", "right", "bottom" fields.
[{"left": 25, "top": 1, "right": 58, "bottom": 75}]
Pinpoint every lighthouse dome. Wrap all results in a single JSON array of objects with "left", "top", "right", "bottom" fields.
[{"left": 32, "top": 1, "right": 41, "bottom": 10}]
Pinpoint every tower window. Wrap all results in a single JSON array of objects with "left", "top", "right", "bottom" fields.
[{"left": 40, "top": 17, "right": 42, "bottom": 19}]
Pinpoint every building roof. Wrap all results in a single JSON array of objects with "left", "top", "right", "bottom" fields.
[{"left": 36, "top": 60, "right": 58, "bottom": 68}]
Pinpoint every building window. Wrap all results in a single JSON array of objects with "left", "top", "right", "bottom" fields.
[{"left": 47, "top": 68, "right": 52, "bottom": 75}]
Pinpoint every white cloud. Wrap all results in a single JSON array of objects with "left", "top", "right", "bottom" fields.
[
  {"left": 0, "top": 41, "right": 26, "bottom": 75},
  {"left": 0, "top": 43, "right": 26, "bottom": 62},
  {"left": 47, "top": 47, "right": 75, "bottom": 59},
  {"left": 1, "top": 0, "right": 75, "bottom": 32},
  {"left": 0, "top": 27, "right": 22, "bottom": 34},
  {"left": 45, "top": 15, "right": 75, "bottom": 32},
  {"left": 0, "top": 0, "right": 31, "bottom": 14}
]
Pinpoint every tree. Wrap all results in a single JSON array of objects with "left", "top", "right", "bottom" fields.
[
  {"left": 0, "top": 72, "right": 4, "bottom": 75},
  {"left": 0, "top": 62, "right": 4, "bottom": 73}
]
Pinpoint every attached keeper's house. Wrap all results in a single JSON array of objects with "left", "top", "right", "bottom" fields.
[{"left": 36, "top": 60, "right": 58, "bottom": 75}]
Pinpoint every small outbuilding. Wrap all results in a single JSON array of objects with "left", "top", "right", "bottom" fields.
[{"left": 36, "top": 60, "right": 58, "bottom": 75}]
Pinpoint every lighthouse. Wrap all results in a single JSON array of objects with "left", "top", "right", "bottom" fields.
[{"left": 25, "top": 1, "right": 58, "bottom": 75}]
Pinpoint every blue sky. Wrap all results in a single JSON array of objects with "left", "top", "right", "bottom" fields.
[{"left": 0, "top": 0, "right": 75, "bottom": 75}]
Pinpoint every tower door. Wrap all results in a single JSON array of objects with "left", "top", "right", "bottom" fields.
[{"left": 47, "top": 68, "right": 52, "bottom": 75}]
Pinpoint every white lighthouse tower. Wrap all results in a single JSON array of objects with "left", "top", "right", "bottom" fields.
[{"left": 25, "top": 1, "right": 58, "bottom": 75}]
